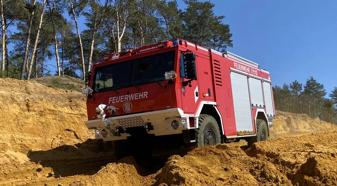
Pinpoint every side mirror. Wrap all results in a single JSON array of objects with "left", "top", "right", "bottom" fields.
[
  {"left": 82, "top": 87, "right": 93, "bottom": 96},
  {"left": 165, "top": 70, "right": 177, "bottom": 80},
  {"left": 182, "top": 52, "right": 197, "bottom": 80}
]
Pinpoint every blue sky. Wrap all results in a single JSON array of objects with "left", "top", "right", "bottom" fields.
[{"left": 195, "top": 0, "right": 337, "bottom": 95}]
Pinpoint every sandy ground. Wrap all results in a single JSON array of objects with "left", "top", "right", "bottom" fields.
[{"left": 0, "top": 78, "right": 337, "bottom": 186}]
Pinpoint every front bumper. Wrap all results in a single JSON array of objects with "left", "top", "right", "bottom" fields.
[{"left": 86, "top": 108, "right": 187, "bottom": 141}]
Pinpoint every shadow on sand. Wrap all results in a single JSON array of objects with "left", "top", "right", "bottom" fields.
[
  {"left": 27, "top": 139, "right": 117, "bottom": 177},
  {"left": 28, "top": 136, "right": 188, "bottom": 178}
]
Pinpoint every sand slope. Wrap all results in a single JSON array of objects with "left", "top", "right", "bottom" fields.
[{"left": 0, "top": 78, "right": 336, "bottom": 186}]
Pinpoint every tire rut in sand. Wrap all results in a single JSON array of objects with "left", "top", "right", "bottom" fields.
[{"left": 3, "top": 132, "right": 337, "bottom": 185}]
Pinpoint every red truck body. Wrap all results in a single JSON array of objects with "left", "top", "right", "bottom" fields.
[{"left": 85, "top": 39, "right": 275, "bottom": 144}]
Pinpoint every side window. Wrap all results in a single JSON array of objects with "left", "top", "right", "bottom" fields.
[
  {"left": 94, "top": 72, "right": 113, "bottom": 91},
  {"left": 180, "top": 52, "right": 197, "bottom": 80},
  {"left": 180, "top": 52, "right": 185, "bottom": 78}
]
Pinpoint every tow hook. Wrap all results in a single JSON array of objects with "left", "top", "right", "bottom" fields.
[
  {"left": 113, "top": 126, "right": 125, "bottom": 136},
  {"left": 144, "top": 122, "right": 153, "bottom": 131}
]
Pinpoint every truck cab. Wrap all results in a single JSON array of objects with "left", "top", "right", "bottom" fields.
[{"left": 84, "top": 39, "right": 275, "bottom": 147}]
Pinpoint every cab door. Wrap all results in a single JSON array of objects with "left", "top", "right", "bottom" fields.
[
  {"left": 195, "top": 54, "right": 214, "bottom": 103},
  {"left": 179, "top": 52, "right": 214, "bottom": 114},
  {"left": 179, "top": 52, "right": 199, "bottom": 114}
]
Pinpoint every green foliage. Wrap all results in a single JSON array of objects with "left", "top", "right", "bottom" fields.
[
  {"left": 330, "top": 87, "right": 337, "bottom": 105},
  {"left": 303, "top": 76, "right": 326, "bottom": 99},
  {"left": 289, "top": 80, "right": 302, "bottom": 96},
  {"left": 180, "top": 0, "right": 232, "bottom": 51},
  {"left": 1, "top": 0, "right": 233, "bottom": 78},
  {"left": 157, "top": 1, "right": 182, "bottom": 39},
  {"left": 274, "top": 77, "right": 337, "bottom": 124}
]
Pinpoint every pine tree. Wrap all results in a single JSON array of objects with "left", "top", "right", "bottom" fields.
[
  {"left": 289, "top": 80, "right": 302, "bottom": 96},
  {"left": 83, "top": 0, "right": 109, "bottom": 72},
  {"left": 21, "top": 0, "right": 37, "bottom": 79},
  {"left": 157, "top": 1, "right": 182, "bottom": 39},
  {"left": 69, "top": 0, "right": 87, "bottom": 80},
  {"left": 330, "top": 87, "right": 337, "bottom": 105},
  {"left": 180, "top": 0, "right": 232, "bottom": 51},
  {"left": 303, "top": 77, "right": 326, "bottom": 99},
  {"left": 27, "top": 0, "right": 47, "bottom": 80}
]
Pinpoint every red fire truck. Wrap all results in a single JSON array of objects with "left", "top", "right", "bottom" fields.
[{"left": 84, "top": 39, "right": 275, "bottom": 147}]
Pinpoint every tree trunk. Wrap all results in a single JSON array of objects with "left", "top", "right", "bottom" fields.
[
  {"left": 27, "top": 0, "right": 47, "bottom": 80},
  {"left": 61, "top": 31, "right": 65, "bottom": 76},
  {"left": 54, "top": 32, "right": 61, "bottom": 76},
  {"left": 21, "top": 0, "right": 36, "bottom": 79},
  {"left": 88, "top": 0, "right": 108, "bottom": 71},
  {"left": 38, "top": 48, "right": 45, "bottom": 77},
  {"left": 49, "top": 4, "right": 61, "bottom": 76},
  {"left": 138, "top": 19, "right": 145, "bottom": 46},
  {"left": 117, "top": 37, "right": 122, "bottom": 52},
  {"left": 116, "top": 9, "right": 121, "bottom": 52},
  {"left": 115, "top": 7, "right": 127, "bottom": 53},
  {"left": 5, "top": 39, "right": 8, "bottom": 76},
  {"left": 34, "top": 50, "right": 37, "bottom": 78},
  {"left": 88, "top": 24, "right": 96, "bottom": 73},
  {"left": 70, "top": 0, "right": 85, "bottom": 80},
  {"left": 0, "top": 0, "right": 7, "bottom": 77}
]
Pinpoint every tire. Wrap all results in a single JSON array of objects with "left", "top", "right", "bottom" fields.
[
  {"left": 196, "top": 114, "right": 221, "bottom": 147},
  {"left": 247, "top": 119, "right": 268, "bottom": 146},
  {"left": 256, "top": 119, "right": 269, "bottom": 141}
]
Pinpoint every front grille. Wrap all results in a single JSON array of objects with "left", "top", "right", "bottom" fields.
[{"left": 117, "top": 116, "right": 145, "bottom": 128}]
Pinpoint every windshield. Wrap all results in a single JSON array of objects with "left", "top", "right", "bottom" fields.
[{"left": 94, "top": 51, "right": 175, "bottom": 92}]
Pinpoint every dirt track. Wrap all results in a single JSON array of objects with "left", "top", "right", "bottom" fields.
[{"left": 1, "top": 78, "right": 337, "bottom": 186}]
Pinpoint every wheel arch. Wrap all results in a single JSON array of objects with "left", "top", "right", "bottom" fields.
[
  {"left": 199, "top": 104, "right": 224, "bottom": 136},
  {"left": 255, "top": 109, "right": 269, "bottom": 136}
]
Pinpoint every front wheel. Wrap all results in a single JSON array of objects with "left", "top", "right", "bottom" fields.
[{"left": 196, "top": 114, "right": 221, "bottom": 147}]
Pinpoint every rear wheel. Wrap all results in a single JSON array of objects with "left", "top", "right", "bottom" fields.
[
  {"left": 247, "top": 119, "right": 269, "bottom": 146},
  {"left": 196, "top": 114, "right": 221, "bottom": 147},
  {"left": 256, "top": 119, "right": 268, "bottom": 141}
]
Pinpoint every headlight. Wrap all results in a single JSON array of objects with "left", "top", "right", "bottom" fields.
[
  {"left": 82, "top": 87, "right": 93, "bottom": 96},
  {"left": 96, "top": 104, "right": 107, "bottom": 119}
]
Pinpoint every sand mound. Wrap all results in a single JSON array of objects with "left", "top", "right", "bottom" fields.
[
  {"left": 0, "top": 78, "right": 90, "bottom": 154},
  {"left": 271, "top": 111, "right": 337, "bottom": 137},
  {"left": 154, "top": 130, "right": 337, "bottom": 185},
  {"left": 0, "top": 78, "right": 92, "bottom": 184},
  {"left": 250, "top": 131, "right": 337, "bottom": 185},
  {"left": 155, "top": 144, "right": 271, "bottom": 185}
]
